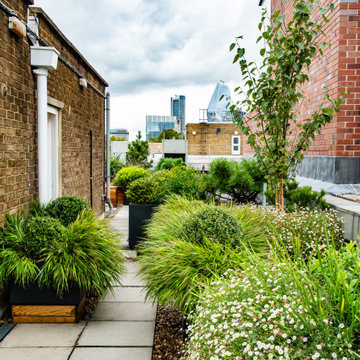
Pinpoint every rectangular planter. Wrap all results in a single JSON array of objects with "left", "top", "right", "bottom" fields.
[
  {"left": 129, "top": 203, "right": 157, "bottom": 249},
  {"left": 10, "top": 283, "right": 85, "bottom": 323},
  {"left": 105, "top": 185, "right": 124, "bottom": 208}
]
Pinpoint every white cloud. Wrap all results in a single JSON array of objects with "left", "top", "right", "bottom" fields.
[{"left": 33, "top": 0, "right": 264, "bottom": 139}]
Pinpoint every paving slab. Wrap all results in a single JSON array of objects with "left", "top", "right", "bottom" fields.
[
  {"left": 0, "top": 323, "right": 85, "bottom": 348},
  {"left": 120, "top": 273, "right": 145, "bottom": 287},
  {"left": 125, "top": 261, "right": 141, "bottom": 273},
  {"left": 70, "top": 347, "right": 152, "bottom": 360},
  {"left": 0, "top": 347, "right": 73, "bottom": 360},
  {"left": 103, "top": 287, "right": 148, "bottom": 303},
  {"left": 91, "top": 302, "right": 156, "bottom": 321},
  {"left": 78, "top": 321, "right": 155, "bottom": 346}
]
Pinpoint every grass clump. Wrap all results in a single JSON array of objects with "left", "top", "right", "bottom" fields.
[
  {"left": 0, "top": 209, "right": 125, "bottom": 296},
  {"left": 138, "top": 195, "right": 267, "bottom": 313}
]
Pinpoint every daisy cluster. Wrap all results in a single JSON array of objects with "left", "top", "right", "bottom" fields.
[
  {"left": 252, "top": 206, "right": 343, "bottom": 258},
  {"left": 183, "top": 266, "right": 352, "bottom": 360}
]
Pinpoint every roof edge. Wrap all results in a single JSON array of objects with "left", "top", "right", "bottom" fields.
[{"left": 29, "top": 7, "right": 108, "bottom": 87}]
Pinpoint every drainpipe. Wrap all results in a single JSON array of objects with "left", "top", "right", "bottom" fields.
[
  {"left": 30, "top": 46, "right": 59, "bottom": 205},
  {"left": 33, "top": 68, "right": 49, "bottom": 205},
  {"left": 105, "top": 92, "right": 114, "bottom": 212}
]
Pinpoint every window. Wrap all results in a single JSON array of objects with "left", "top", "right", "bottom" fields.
[{"left": 232, "top": 135, "right": 241, "bottom": 155}]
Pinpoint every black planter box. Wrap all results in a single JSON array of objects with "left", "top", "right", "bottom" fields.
[
  {"left": 123, "top": 187, "right": 130, "bottom": 205},
  {"left": 129, "top": 203, "right": 157, "bottom": 249},
  {"left": 10, "top": 283, "right": 84, "bottom": 306}
]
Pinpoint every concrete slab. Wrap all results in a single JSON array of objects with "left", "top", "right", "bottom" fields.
[
  {"left": 91, "top": 302, "right": 156, "bottom": 321},
  {"left": 103, "top": 287, "right": 148, "bottom": 302},
  {"left": 120, "top": 273, "right": 145, "bottom": 287},
  {"left": 125, "top": 261, "right": 141, "bottom": 273},
  {"left": 70, "top": 347, "right": 152, "bottom": 360},
  {"left": 0, "top": 323, "right": 85, "bottom": 348},
  {"left": 0, "top": 347, "right": 73, "bottom": 360},
  {"left": 78, "top": 321, "right": 155, "bottom": 346}
]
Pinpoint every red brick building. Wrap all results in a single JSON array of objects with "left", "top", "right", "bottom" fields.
[
  {"left": 0, "top": 0, "right": 107, "bottom": 220},
  {"left": 256, "top": 0, "right": 360, "bottom": 184}
]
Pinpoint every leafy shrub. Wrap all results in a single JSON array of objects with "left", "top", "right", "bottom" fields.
[
  {"left": 0, "top": 210, "right": 125, "bottom": 295},
  {"left": 266, "top": 179, "right": 330, "bottom": 211},
  {"left": 112, "top": 165, "right": 149, "bottom": 187},
  {"left": 247, "top": 205, "right": 344, "bottom": 259},
  {"left": 138, "top": 196, "right": 267, "bottom": 313},
  {"left": 184, "top": 259, "right": 358, "bottom": 359},
  {"left": 154, "top": 157, "right": 186, "bottom": 171},
  {"left": 126, "top": 175, "right": 161, "bottom": 204},
  {"left": 110, "top": 156, "right": 125, "bottom": 178},
  {"left": 208, "top": 158, "right": 265, "bottom": 203},
  {"left": 45, "top": 196, "right": 90, "bottom": 226},
  {"left": 24, "top": 216, "right": 63, "bottom": 258},
  {"left": 180, "top": 206, "right": 243, "bottom": 246}
]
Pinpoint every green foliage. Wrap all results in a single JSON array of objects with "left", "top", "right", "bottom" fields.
[
  {"left": 138, "top": 196, "right": 267, "bottom": 313},
  {"left": 266, "top": 180, "right": 330, "bottom": 211},
  {"left": 208, "top": 158, "right": 265, "bottom": 203},
  {"left": 126, "top": 131, "right": 153, "bottom": 169},
  {"left": 110, "top": 135, "right": 126, "bottom": 141},
  {"left": 184, "top": 253, "right": 358, "bottom": 359},
  {"left": 110, "top": 156, "right": 125, "bottom": 178},
  {"left": 154, "top": 157, "right": 186, "bottom": 171},
  {"left": 0, "top": 210, "right": 125, "bottom": 296},
  {"left": 180, "top": 206, "right": 243, "bottom": 246},
  {"left": 249, "top": 205, "right": 344, "bottom": 260},
  {"left": 148, "top": 136, "right": 157, "bottom": 143},
  {"left": 126, "top": 175, "right": 161, "bottom": 204},
  {"left": 155, "top": 129, "right": 182, "bottom": 142},
  {"left": 45, "top": 196, "right": 90, "bottom": 226},
  {"left": 24, "top": 216, "right": 63, "bottom": 259},
  {"left": 112, "top": 165, "right": 149, "bottom": 187},
  {"left": 229, "top": 0, "right": 343, "bottom": 207}
]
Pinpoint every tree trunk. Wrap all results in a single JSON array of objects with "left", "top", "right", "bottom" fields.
[{"left": 275, "top": 176, "right": 285, "bottom": 212}]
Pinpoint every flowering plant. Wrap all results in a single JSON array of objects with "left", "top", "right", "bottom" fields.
[{"left": 184, "top": 263, "right": 356, "bottom": 359}]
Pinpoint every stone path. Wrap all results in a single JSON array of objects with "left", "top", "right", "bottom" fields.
[{"left": 0, "top": 206, "right": 156, "bottom": 360}]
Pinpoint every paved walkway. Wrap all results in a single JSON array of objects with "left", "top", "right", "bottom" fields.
[{"left": 0, "top": 206, "right": 156, "bottom": 360}]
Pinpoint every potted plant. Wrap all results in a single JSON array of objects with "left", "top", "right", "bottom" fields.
[
  {"left": 112, "top": 166, "right": 149, "bottom": 205},
  {"left": 0, "top": 196, "right": 125, "bottom": 323}
]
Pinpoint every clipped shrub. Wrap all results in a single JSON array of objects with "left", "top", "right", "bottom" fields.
[
  {"left": 126, "top": 175, "right": 162, "bottom": 204},
  {"left": 154, "top": 157, "right": 186, "bottom": 171},
  {"left": 24, "top": 216, "right": 63, "bottom": 258},
  {"left": 138, "top": 196, "right": 267, "bottom": 313},
  {"left": 208, "top": 158, "right": 265, "bottom": 203},
  {"left": 180, "top": 206, "right": 243, "bottom": 246},
  {"left": 112, "top": 165, "right": 149, "bottom": 187},
  {"left": 45, "top": 196, "right": 89, "bottom": 226}
]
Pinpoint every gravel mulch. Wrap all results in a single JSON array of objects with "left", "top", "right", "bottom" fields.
[{"left": 152, "top": 303, "right": 186, "bottom": 360}]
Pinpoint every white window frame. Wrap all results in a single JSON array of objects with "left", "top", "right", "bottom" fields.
[{"left": 232, "top": 135, "right": 241, "bottom": 155}]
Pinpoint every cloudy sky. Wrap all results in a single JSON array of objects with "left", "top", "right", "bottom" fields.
[{"left": 34, "top": 0, "right": 264, "bottom": 140}]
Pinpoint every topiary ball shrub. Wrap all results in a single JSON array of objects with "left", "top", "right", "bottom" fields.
[
  {"left": 45, "top": 196, "right": 89, "bottom": 226},
  {"left": 126, "top": 175, "right": 161, "bottom": 204},
  {"left": 24, "top": 216, "right": 63, "bottom": 259},
  {"left": 180, "top": 206, "right": 243, "bottom": 246},
  {"left": 112, "top": 166, "right": 149, "bottom": 187}
]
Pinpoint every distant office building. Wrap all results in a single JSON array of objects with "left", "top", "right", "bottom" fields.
[
  {"left": 146, "top": 115, "right": 176, "bottom": 141},
  {"left": 207, "top": 81, "right": 233, "bottom": 122},
  {"left": 171, "top": 95, "right": 185, "bottom": 133},
  {"left": 110, "top": 128, "right": 129, "bottom": 140}
]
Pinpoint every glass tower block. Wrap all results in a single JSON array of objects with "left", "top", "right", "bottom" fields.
[{"left": 207, "top": 81, "right": 233, "bottom": 122}]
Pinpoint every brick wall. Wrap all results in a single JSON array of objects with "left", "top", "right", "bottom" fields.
[
  {"left": 186, "top": 123, "right": 242, "bottom": 156},
  {"left": 0, "top": 1, "right": 107, "bottom": 221}
]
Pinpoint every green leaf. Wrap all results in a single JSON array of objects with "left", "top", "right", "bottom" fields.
[
  {"left": 260, "top": 48, "right": 266, "bottom": 56},
  {"left": 229, "top": 43, "right": 236, "bottom": 52}
]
